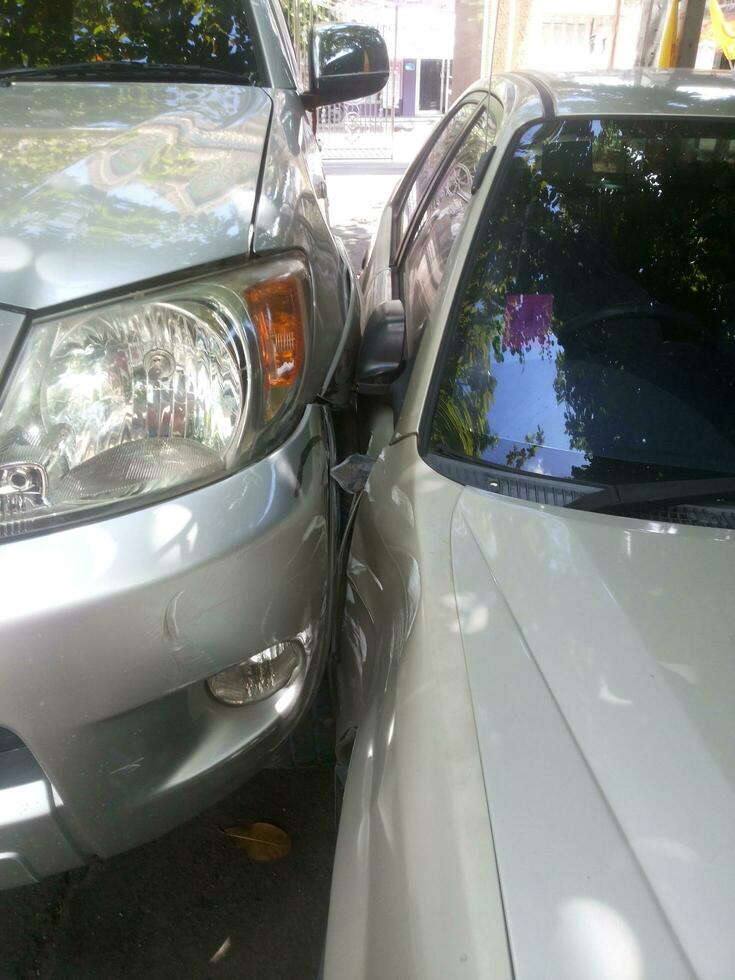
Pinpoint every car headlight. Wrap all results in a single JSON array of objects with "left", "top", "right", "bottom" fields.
[{"left": 0, "top": 254, "right": 311, "bottom": 539}]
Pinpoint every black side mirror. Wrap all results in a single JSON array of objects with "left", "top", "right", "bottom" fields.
[
  {"left": 304, "top": 23, "right": 389, "bottom": 109},
  {"left": 356, "top": 300, "right": 406, "bottom": 396}
]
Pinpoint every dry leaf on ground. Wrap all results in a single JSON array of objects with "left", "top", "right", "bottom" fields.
[{"left": 223, "top": 822, "right": 292, "bottom": 861}]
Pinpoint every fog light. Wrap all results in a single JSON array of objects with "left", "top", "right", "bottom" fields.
[{"left": 207, "top": 641, "right": 303, "bottom": 706}]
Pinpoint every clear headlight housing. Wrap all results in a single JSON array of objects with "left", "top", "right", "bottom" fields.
[{"left": 0, "top": 255, "right": 311, "bottom": 539}]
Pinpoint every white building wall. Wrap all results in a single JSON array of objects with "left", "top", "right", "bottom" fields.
[
  {"left": 520, "top": 0, "right": 644, "bottom": 70},
  {"left": 337, "top": 0, "right": 454, "bottom": 61}
]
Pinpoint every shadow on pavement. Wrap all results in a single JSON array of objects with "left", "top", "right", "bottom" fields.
[{"left": 0, "top": 769, "right": 335, "bottom": 980}]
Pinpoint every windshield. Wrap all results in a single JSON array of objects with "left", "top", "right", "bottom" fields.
[
  {"left": 0, "top": 0, "right": 261, "bottom": 83},
  {"left": 430, "top": 117, "right": 735, "bottom": 487}
]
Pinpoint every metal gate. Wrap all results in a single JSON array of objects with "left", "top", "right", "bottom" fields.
[
  {"left": 315, "top": 90, "right": 395, "bottom": 159},
  {"left": 283, "top": 0, "right": 398, "bottom": 160}
]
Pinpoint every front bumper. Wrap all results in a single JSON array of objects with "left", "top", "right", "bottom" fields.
[{"left": 0, "top": 406, "right": 332, "bottom": 888}]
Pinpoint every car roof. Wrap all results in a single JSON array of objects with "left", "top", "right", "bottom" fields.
[{"left": 485, "top": 68, "right": 735, "bottom": 123}]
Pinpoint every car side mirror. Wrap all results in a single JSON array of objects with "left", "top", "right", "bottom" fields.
[
  {"left": 356, "top": 300, "right": 406, "bottom": 396},
  {"left": 303, "top": 23, "right": 389, "bottom": 109}
]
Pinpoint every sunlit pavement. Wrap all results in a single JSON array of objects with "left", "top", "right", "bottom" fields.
[
  {"left": 0, "top": 769, "right": 335, "bottom": 980},
  {"left": 326, "top": 161, "right": 402, "bottom": 272},
  {"left": 324, "top": 119, "right": 434, "bottom": 272}
]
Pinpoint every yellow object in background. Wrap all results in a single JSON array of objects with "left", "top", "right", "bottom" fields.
[
  {"left": 658, "top": 0, "right": 680, "bottom": 67},
  {"left": 709, "top": 0, "right": 735, "bottom": 64}
]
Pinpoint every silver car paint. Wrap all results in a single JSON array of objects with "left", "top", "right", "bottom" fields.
[
  {"left": 0, "top": 0, "right": 357, "bottom": 885},
  {"left": 454, "top": 486, "right": 732, "bottom": 979},
  {"left": 327, "top": 434, "right": 705, "bottom": 980},
  {"left": 326, "top": 437, "right": 513, "bottom": 980},
  {"left": 329, "top": 71, "right": 735, "bottom": 979},
  {"left": 0, "top": 405, "right": 332, "bottom": 886},
  {"left": 0, "top": 81, "right": 271, "bottom": 311},
  {"left": 532, "top": 67, "right": 735, "bottom": 118}
]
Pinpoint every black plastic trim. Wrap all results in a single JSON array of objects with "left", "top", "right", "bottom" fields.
[
  {"left": 426, "top": 452, "right": 584, "bottom": 507},
  {"left": 0, "top": 301, "right": 27, "bottom": 315},
  {"left": 428, "top": 453, "right": 735, "bottom": 528},
  {"left": 395, "top": 96, "right": 504, "bottom": 270},
  {"left": 389, "top": 92, "right": 486, "bottom": 264},
  {"left": 471, "top": 146, "right": 496, "bottom": 194},
  {"left": 248, "top": 89, "right": 275, "bottom": 255}
]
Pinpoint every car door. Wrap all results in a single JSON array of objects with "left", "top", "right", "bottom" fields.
[{"left": 338, "top": 94, "right": 503, "bottom": 730}]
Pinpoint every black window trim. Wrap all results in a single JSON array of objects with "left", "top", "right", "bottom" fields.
[
  {"left": 395, "top": 100, "right": 499, "bottom": 272},
  {"left": 387, "top": 98, "right": 505, "bottom": 411},
  {"left": 393, "top": 95, "right": 504, "bottom": 361},
  {"left": 390, "top": 92, "right": 489, "bottom": 263},
  {"left": 249, "top": 0, "right": 274, "bottom": 89},
  {"left": 396, "top": 101, "right": 501, "bottom": 361}
]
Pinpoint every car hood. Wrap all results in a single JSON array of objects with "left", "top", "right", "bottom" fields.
[
  {"left": 452, "top": 487, "right": 735, "bottom": 980},
  {"left": 0, "top": 81, "right": 271, "bottom": 311}
]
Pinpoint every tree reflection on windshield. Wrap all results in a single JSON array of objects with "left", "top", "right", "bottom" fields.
[
  {"left": 0, "top": 0, "right": 260, "bottom": 83},
  {"left": 432, "top": 117, "right": 735, "bottom": 486}
]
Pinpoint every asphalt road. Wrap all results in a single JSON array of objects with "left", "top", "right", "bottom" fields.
[{"left": 0, "top": 769, "right": 336, "bottom": 980}]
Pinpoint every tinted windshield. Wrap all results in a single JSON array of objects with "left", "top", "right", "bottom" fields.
[
  {"left": 0, "top": 0, "right": 261, "bottom": 82},
  {"left": 430, "top": 118, "right": 735, "bottom": 486}
]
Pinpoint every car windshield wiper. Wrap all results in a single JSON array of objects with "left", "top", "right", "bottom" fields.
[
  {"left": 567, "top": 475, "right": 735, "bottom": 513},
  {"left": 0, "top": 61, "right": 250, "bottom": 85}
]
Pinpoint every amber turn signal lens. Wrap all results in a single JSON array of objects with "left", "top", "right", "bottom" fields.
[{"left": 244, "top": 275, "right": 308, "bottom": 391}]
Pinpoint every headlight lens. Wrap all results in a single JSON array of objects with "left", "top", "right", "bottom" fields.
[
  {"left": 42, "top": 300, "right": 243, "bottom": 469},
  {"left": 0, "top": 255, "right": 310, "bottom": 538}
]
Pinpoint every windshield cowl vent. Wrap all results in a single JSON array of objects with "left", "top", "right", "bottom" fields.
[
  {"left": 426, "top": 452, "right": 579, "bottom": 507},
  {"left": 426, "top": 452, "right": 735, "bottom": 529}
]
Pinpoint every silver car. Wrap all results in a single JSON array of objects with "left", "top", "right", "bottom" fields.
[
  {"left": 0, "top": 2, "right": 387, "bottom": 888},
  {"left": 326, "top": 71, "right": 735, "bottom": 979}
]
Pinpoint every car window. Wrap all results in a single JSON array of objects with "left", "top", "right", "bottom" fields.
[
  {"left": 397, "top": 100, "right": 479, "bottom": 242},
  {"left": 429, "top": 117, "right": 735, "bottom": 488},
  {"left": 0, "top": 0, "right": 262, "bottom": 84},
  {"left": 401, "top": 108, "right": 494, "bottom": 350}
]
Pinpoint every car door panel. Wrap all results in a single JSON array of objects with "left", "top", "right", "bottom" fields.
[{"left": 325, "top": 437, "right": 513, "bottom": 980}]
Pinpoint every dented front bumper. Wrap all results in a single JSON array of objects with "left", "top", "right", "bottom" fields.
[{"left": 0, "top": 406, "right": 332, "bottom": 888}]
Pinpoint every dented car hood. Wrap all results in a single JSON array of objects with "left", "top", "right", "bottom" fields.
[{"left": 0, "top": 80, "right": 271, "bottom": 312}]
